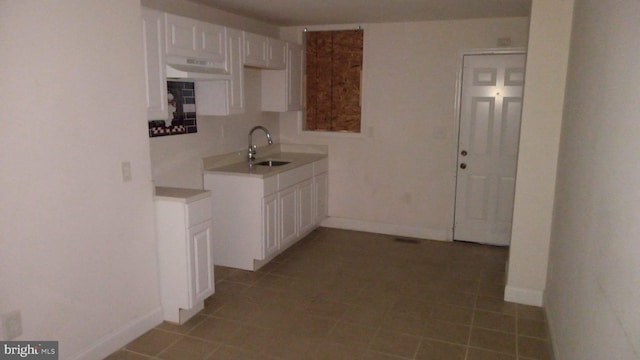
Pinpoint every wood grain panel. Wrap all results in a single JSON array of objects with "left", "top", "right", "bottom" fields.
[{"left": 305, "top": 30, "right": 363, "bottom": 132}]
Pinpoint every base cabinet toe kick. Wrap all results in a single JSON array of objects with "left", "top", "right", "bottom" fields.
[{"left": 204, "top": 157, "right": 328, "bottom": 271}]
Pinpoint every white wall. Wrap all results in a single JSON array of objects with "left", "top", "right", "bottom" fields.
[
  {"left": 505, "top": 0, "right": 574, "bottom": 306},
  {"left": 279, "top": 18, "right": 530, "bottom": 240},
  {"left": 143, "top": 0, "right": 282, "bottom": 189},
  {"left": 546, "top": 0, "right": 640, "bottom": 358},
  {"left": 0, "top": 1, "right": 161, "bottom": 359}
]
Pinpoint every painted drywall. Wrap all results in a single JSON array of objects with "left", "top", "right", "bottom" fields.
[
  {"left": 279, "top": 18, "right": 530, "bottom": 240},
  {"left": 0, "top": 1, "right": 161, "bottom": 358},
  {"left": 143, "top": 0, "right": 282, "bottom": 189},
  {"left": 546, "top": 0, "right": 640, "bottom": 358},
  {"left": 505, "top": 0, "right": 574, "bottom": 306}
]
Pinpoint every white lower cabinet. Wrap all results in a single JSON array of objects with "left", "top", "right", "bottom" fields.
[
  {"left": 155, "top": 189, "right": 214, "bottom": 324},
  {"left": 279, "top": 185, "right": 298, "bottom": 249},
  {"left": 262, "top": 193, "right": 278, "bottom": 259},
  {"left": 204, "top": 157, "right": 328, "bottom": 271},
  {"left": 298, "top": 178, "right": 315, "bottom": 236}
]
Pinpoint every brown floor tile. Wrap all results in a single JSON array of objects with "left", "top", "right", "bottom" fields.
[
  {"left": 415, "top": 339, "right": 466, "bottom": 360},
  {"left": 327, "top": 321, "right": 377, "bottom": 346},
  {"left": 430, "top": 304, "right": 474, "bottom": 325},
  {"left": 473, "top": 310, "right": 516, "bottom": 333},
  {"left": 475, "top": 295, "right": 517, "bottom": 316},
  {"left": 469, "top": 328, "right": 516, "bottom": 355},
  {"left": 188, "top": 317, "right": 243, "bottom": 343},
  {"left": 518, "top": 336, "right": 552, "bottom": 360},
  {"left": 466, "top": 347, "right": 516, "bottom": 360},
  {"left": 103, "top": 350, "right": 153, "bottom": 360},
  {"left": 157, "top": 337, "right": 219, "bottom": 360},
  {"left": 303, "top": 296, "right": 350, "bottom": 319},
  {"left": 206, "top": 345, "right": 261, "bottom": 360},
  {"left": 341, "top": 303, "right": 387, "bottom": 328},
  {"left": 106, "top": 228, "right": 555, "bottom": 360},
  {"left": 311, "top": 340, "right": 367, "bottom": 360},
  {"left": 423, "top": 319, "right": 470, "bottom": 345},
  {"left": 369, "top": 330, "right": 421, "bottom": 358},
  {"left": 516, "top": 304, "right": 547, "bottom": 321},
  {"left": 518, "top": 317, "right": 549, "bottom": 339},
  {"left": 287, "top": 312, "right": 337, "bottom": 338},
  {"left": 124, "top": 329, "right": 182, "bottom": 356}
]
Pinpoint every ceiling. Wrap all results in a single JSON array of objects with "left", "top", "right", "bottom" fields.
[{"left": 188, "top": 0, "right": 531, "bottom": 27}]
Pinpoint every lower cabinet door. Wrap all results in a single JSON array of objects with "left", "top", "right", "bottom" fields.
[
  {"left": 262, "top": 193, "right": 279, "bottom": 258},
  {"left": 298, "top": 178, "right": 315, "bottom": 235},
  {"left": 187, "top": 220, "right": 215, "bottom": 306},
  {"left": 314, "top": 172, "right": 328, "bottom": 223},
  {"left": 279, "top": 185, "right": 298, "bottom": 248}
]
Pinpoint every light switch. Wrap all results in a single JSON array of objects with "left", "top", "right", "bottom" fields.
[{"left": 121, "top": 161, "right": 132, "bottom": 182}]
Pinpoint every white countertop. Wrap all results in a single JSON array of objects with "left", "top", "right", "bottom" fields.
[
  {"left": 154, "top": 186, "right": 211, "bottom": 203},
  {"left": 203, "top": 152, "right": 327, "bottom": 178}
]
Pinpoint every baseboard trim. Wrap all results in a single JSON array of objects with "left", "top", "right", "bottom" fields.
[
  {"left": 72, "top": 306, "right": 163, "bottom": 360},
  {"left": 504, "top": 285, "right": 544, "bottom": 306},
  {"left": 321, "top": 217, "right": 449, "bottom": 241}
]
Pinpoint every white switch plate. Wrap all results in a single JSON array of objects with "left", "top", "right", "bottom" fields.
[{"left": 121, "top": 161, "right": 132, "bottom": 182}]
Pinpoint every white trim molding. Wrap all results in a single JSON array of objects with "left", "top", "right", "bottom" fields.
[
  {"left": 504, "top": 285, "right": 544, "bottom": 307},
  {"left": 321, "top": 217, "right": 449, "bottom": 241},
  {"left": 72, "top": 307, "right": 163, "bottom": 360}
]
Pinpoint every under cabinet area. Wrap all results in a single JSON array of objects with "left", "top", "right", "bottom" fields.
[
  {"left": 203, "top": 155, "right": 328, "bottom": 271},
  {"left": 155, "top": 187, "right": 215, "bottom": 324}
]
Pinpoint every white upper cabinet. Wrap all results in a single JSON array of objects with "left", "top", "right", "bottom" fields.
[
  {"left": 262, "top": 43, "right": 305, "bottom": 112},
  {"left": 142, "top": 8, "right": 168, "bottom": 121},
  {"left": 243, "top": 32, "right": 268, "bottom": 68},
  {"left": 244, "top": 32, "right": 287, "bottom": 70},
  {"left": 266, "top": 38, "right": 287, "bottom": 70},
  {"left": 195, "top": 27, "right": 244, "bottom": 116},
  {"left": 164, "top": 13, "right": 228, "bottom": 73}
]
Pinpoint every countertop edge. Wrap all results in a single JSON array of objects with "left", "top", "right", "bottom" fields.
[
  {"left": 154, "top": 186, "right": 211, "bottom": 203},
  {"left": 203, "top": 152, "right": 327, "bottom": 178}
]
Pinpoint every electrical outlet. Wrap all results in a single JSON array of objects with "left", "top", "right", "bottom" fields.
[{"left": 2, "top": 310, "right": 23, "bottom": 340}]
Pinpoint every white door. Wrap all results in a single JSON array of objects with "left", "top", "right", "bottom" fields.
[{"left": 454, "top": 53, "right": 525, "bottom": 246}]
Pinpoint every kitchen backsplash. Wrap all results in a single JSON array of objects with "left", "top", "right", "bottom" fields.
[{"left": 148, "top": 81, "right": 197, "bottom": 137}]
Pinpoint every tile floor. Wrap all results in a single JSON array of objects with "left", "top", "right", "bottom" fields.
[{"left": 106, "top": 227, "right": 552, "bottom": 360}]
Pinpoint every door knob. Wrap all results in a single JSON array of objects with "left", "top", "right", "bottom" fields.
[{"left": 460, "top": 163, "right": 467, "bottom": 169}]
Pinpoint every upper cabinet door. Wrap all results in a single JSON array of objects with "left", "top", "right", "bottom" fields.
[
  {"left": 287, "top": 43, "right": 304, "bottom": 110},
  {"left": 198, "top": 22, "right": 228, "bottom": 70},
  {"left": 244, "top": 32, "right": 267, "bottom": 68},
  {"left": 165, "top": 13, "right": 198, "bottom": 58},
  {"left": 142, "top": 8, "right": 168, "bottom": 121},
  {"left": 267, "top": 38, "right": 286, "bottom": 70}
]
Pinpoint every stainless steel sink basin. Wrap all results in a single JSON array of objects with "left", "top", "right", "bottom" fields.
[{"left": 254, "top": 160, "right": 290, "bottom": 167}]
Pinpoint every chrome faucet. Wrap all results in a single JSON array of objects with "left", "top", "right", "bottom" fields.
[{"left": 248, "top": 126, "right": 273, "bottom": 161}]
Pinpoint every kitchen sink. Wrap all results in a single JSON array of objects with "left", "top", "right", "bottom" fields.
[{"left": 254, "top": 160, "right": 290, "bottom": 167}]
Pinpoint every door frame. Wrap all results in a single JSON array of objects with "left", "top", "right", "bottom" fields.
[{"left": 449, "top": 48, "right": 527, "bottom": 241}]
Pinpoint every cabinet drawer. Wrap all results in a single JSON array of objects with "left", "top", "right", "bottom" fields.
[
  {"left": 186, "top": 198, "right": 212, "bottom": 227},
  {"left": 278, "top": 163, "right": 313, "bottom": 189},
  {"left": 314, "top": 158, "right": 328, "bottom": 174}
]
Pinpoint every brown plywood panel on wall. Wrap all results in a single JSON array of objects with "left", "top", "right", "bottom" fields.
[
  {"left": 316, "top": 32, "right": 333, "bottom": 130},
  {"left": 332, "top": 30, "right": 362, "bottom": 132},
  {"left": 305, "top": 29, "right": 363, "bottom": 132},
  {"left": 305, "top": 32, "right": 318, "bottom": 130}
]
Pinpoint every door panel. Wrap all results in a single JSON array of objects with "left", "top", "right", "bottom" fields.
[{"left": 454, "top": 53, "right": 525, "bottom": 246}]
